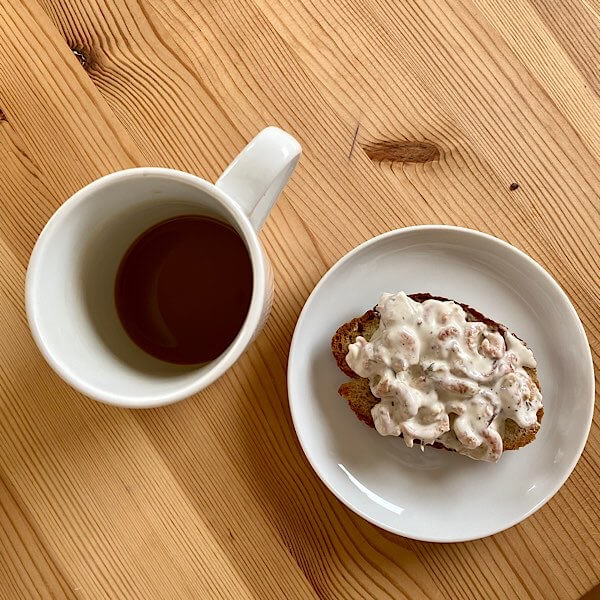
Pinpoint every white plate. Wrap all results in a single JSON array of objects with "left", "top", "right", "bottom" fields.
[{"left": 288, "top": 226, "right": 594, "bottom": 542}]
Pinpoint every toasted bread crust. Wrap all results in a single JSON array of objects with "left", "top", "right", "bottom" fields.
[
  {"left": 331, "top": 310, "right": 379, "bottom": 378},
  {"left": 332, "top": 293, "right": 543, "bottom": 453}
]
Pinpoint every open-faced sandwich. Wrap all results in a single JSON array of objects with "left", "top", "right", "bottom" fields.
[{"left": 332, "top": 292, "right": 543, "bottom": 462}]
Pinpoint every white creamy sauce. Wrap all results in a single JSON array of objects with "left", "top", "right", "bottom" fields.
[{"left": 345, "top": 292, "right": 543, "bottom": 462}]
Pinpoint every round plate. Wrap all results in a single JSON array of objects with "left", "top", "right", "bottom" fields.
[{"left": 288, "top": 226, "right": 594, "bottom": 542}]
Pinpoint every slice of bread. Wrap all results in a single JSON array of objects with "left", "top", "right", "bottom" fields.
[{"left": 331, "top": 293, "right": 543, "bottom": 454}]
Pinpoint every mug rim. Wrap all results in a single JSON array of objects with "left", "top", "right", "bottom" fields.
[{"left": 25, "top": 167, "right": 268, "bottom": 408}]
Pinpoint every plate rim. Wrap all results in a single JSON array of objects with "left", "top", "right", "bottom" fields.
[{"left": 287, "top": 225, "right": 595, "bottom": 542}]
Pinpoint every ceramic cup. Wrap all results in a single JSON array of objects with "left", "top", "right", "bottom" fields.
[{"left": 26, "top": 126, "right": 301, "bottom": 408}]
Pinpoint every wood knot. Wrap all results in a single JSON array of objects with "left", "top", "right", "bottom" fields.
[
  {"left": 509, "top": 182, "right": 520, "bottom": 191},
  {"left": 362, "top": 139, "right": 440, "bottom": 164},
  {"left": 0, "top": 108, "right": 6, "bottom": 122},
  {"left": 71, "top": 46, "right": 92, "bottom": 70}
]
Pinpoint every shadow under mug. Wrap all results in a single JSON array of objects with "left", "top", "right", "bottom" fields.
[{"left": 26, "top": 127, "right": 301, "bottom": 408}]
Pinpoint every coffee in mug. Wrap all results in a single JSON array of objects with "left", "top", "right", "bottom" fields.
[
  {"left": 26, "top": 127, "right": 301, "bottom": 407},
  {"left": 115, "top": 215, "right": 253, "bottom": 365}
]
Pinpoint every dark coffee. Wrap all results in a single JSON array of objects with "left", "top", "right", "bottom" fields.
[{"left": 115, "top": 215, "right": 253, "bottom": 365}]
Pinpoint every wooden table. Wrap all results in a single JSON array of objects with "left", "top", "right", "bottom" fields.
[{"left": 0, "top": 1, "right": 598, "bottom": 598}]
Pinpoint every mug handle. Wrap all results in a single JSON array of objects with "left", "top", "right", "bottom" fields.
[{"left": 216, "top": 127, "right": 301, "bottom": 231}]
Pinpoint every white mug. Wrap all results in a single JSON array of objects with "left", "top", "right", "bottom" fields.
[{"left": 26, "top": 127, "right": 301, "bottom": 408}]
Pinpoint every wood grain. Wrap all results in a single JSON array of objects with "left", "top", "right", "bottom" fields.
[{"left": 0, "top": 0, "right": 598, "bottom": 598}]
